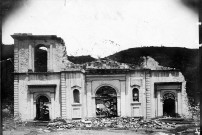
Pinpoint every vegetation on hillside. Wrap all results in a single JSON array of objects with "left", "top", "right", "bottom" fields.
[
  {"left": 68, "top": 55, "right": 96, "bottom": 64},
  {"left": 107, "top": 47, "right": 199, "bottom": 104}
]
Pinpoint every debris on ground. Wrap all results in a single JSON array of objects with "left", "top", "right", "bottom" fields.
[
  {"left": 3, "top": 116, "right": 199, "bottom": 134},
  {"left": 46, "top": 117, "right": 178, "bottom": 131}
]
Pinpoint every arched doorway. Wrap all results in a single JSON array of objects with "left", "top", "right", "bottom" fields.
[
  {"left": 95, "top": 86, "right": 117, "bottom": 117},
  {"left": 35, "top": 95, "right": 50, "bottom": 121},
  {"left": 163, "top": 93, "right": 176, "bottom": 117}
]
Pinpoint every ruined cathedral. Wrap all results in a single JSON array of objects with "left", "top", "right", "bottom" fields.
[{"left": 12, "top": 33, "right": 190, "bottom": 121}]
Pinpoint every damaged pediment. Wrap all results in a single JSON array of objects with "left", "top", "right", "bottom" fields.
[
  {"left": 141, "top": 56, "right": 174, "bottom": 70},
  {"left": 81, "top": 58, "right": 130, "bottom": 69},
  {"left": 79, "top": 56, "right": 174, "bottom": 71}
]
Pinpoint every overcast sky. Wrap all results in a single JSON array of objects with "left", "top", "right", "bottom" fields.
[{"left": 2, "top": 0, "right": 199, "bottom": 58}]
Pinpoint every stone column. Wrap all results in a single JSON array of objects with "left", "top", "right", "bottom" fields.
[
  {"left": 145, "top": 71, "right": 151, "bottom": 119},
  {"left": 177, "top": 92, "right": 182, "bottom": 115},
  {"left": 32, "top": 46, "right": 35, "bottom": 71},
  {"left": 117, "top": 96, "right": 121, "bottom": 116},
  {"left": 82, "top": 75, "right": 87, "bottom": 118},
  {"left": 50, "top": 45, "right": 53, "bottom": 71},
  {"left": 30, "top": 93, "right": 34, "bottom": 119},
  {"left": 157, "top": 91, "right": 162, "bottom": 116},
  {"left": 28, "top": 45, "right": 32, "bottom": 71},
  {"left": 175, "top": 99, "right": 178, "bottom": 114},
  {"left": 66, "top": 75, "right": 71, "bottom": 119},
  {"left": 47, "top": 47, "right": 50, "bottom": 71},
  {"left": 14, "top": 41, "right": 19, "bottom": 72},
  {"left": 155, "top": 96, "right": 158, "bottom": 117},
  {"left": 51, "top": 93, "right": 55, "bottom": 119},
  {"left": 120, "top": 81, "right": 126, "bottom": 116},
  {"left": 86, "top": 82, "right": 92, "bottom": 117},
  {"left": 91, "top": 97, "right": 96, "bottom": 117}
]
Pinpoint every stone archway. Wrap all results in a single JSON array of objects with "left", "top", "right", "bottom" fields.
[
  {"left": 35, "top": 95, "right": 50, "bottom": 121},
  {"left": 95, "top": 86, "right": 117, "bottom": 117},
  {"left": 163, "top": 93, "right": 176, "bottom": 117}
]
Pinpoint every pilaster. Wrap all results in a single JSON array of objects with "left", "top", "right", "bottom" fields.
[
  {"left": 51, "top": 93, "right": 55, "bottom": 119},
  {"left": 177, "top": 91, "right": 182, "bottom": 115},
  {"left": 49, "top": 44, "right": 53, "bottom": 71},
  {"left": 117, "top": 97, "right": 121, "bottom": 116},
  {"left": 145, "top": 71, "right": 152, "bottom": 119},
  {"left": 14, "top": 75, "right": 19, "bottom": 115},
  {"left": 28, "top": 44, "right": 32, "bottom": 71},
  {"left": 120, "top": 80, "right": 126, "bottom": 116},
  {"left": 86, "top": 81, "right": 92, "bottom": 117},
  {"left": 61, "top": 72, "right": 66, "bottom": 118},
  {"left": 30, "top": 93, "right": 34, "bottom": 119},
  {"left": 14, "top": 41, "right": 19, "bottom": 72}
]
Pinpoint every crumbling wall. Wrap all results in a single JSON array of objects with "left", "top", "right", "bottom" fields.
[
  {"left": 141, "top": 56, "right": 174, "bottom": 70},
  {"left": 180, "top": 77, "right": 192, "bottom": 118},
  {"left": 18, "top": 42, "right": 29, "bottom": 72},
  {"left": 54, "top": 43, "right": 73, "bottom": 72},
  {"left": 148, "top": 56, "right": 191, "bottom": 118}
]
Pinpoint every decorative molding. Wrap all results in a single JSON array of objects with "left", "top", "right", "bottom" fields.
[
  {"left": 71, "top": 85, "right": 82, "bottom": 90},
  {"left": 34, "top": 93, "right": 51, "bottom": 102},
  {"left": 156, "top": 84, "right": 181, "bottom": 91},
  {"left": 130, "top": 78, "right": 142, "bottom": 87},
  {"left": 94, "top": 83, "right": 120, "bottom": 96},
  {"left": 131, "top": 102, "right": 141, "bottom": 105},
  {"left": 161, "top": 91, "right": 177, "bottom": 101},
  {"left": 72, "top": 103, "right": 82, "bottom": 106},
  {"left": 29, "top": 86, "right": 56, "bottom": 93}
]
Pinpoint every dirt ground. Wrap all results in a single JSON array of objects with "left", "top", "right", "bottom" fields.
[{"left": 3, "top": 129, "right": 172, "bottom": 135}]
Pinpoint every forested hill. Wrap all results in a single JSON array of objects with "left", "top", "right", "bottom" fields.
[
  {"left": 108, "top": 47, "right": 198, "bottom": 71},
  {"left": 107, "top": 47, "right": 199, "bottom": 103},
  {"left": 68, "top": 55, "right": 96, "bottom": 64}
]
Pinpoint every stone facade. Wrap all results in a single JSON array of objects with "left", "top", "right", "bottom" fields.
[{"left": 12, "top": 34, "right": 190, "bottom": 121}]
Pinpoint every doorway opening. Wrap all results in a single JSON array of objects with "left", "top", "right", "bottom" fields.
[
  {"left": 95, "top": 86, "right": 117, "bottom": 117},
  {"left": 35, "top": 95, "right": 50, "bottom": 121},
  {"left": 163, "top": 93, "right": 175, "bottom": 117}
]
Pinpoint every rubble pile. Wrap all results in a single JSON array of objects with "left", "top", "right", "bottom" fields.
[{"left": 46, "top": 117, "right": 177, "bottom": 131}]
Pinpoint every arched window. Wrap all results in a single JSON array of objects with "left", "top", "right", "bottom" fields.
[
  {"left": 73, "top": 89, "right": 80, "bottom": 103},
  {"left": 132, "top": 88, "right": 139, "bottom": 102},
  {"left": 35, "top": 45, "right": 47, "bottom": 72}
]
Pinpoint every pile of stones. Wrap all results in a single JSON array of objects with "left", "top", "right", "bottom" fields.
[{"left": 46, "top": 117, "right": 177, "bottom": 131}]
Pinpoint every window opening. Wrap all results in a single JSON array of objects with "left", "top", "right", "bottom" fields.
[
  {"left": 133, "top": 88, "right": 139, "bottom": 102},
  {"left": 73, "top": 89, "right": 80, "bottom": 103},
  {"left": 35, "top": 45, "right": 47, "bottom": 72}
]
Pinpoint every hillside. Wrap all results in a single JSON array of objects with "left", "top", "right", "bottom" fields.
[
  {"left": 68, "top": 55, "right": 96, "bottom": 64},
  {"left": 107, "top": 47, "right": 199, "bottom": 104}
]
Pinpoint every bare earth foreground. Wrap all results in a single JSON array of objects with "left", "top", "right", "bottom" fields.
[{"left": 3, "top": 129, "right": 171, "bottom": 135}]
